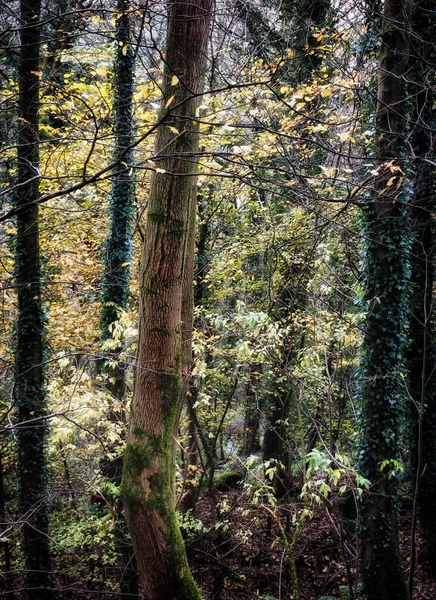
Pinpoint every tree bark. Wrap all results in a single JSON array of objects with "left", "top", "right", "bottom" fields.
[
  {"left": 358, "top": 0, "right": 410, "bottom": 597},
  {"left": 101, "top": 0, "right": 135, "bottom": 347},
  {"left": 100, "top": 2, "right": 139, "bottom": 598},
  {"left": 406, "top": 0, "right": 436, "bottom": 583},
  {"left": 15, "top": 2, "right": 57, "bottom": 598},
  {"left": 121, "top": 1, "right": 212, "bottom": 598}
]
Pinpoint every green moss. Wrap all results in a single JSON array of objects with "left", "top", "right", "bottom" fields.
[
  {"left": 214, "top": 470, "right": 244, "bottom": 491},
  {"left": 148, "top": 210, "right": 167, "bottom": 224},
  {"left": 121, "top": 433, "right": 162, "bottom": 505},
  {"left": 149, "top": 326, "right": 170, "bottom": 336}
]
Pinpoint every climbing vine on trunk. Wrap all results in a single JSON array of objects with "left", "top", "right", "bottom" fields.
[
  {"left": 15, "top": 1, "right": 56, "bottom": 598},
  {"left": 358, "top": 0, "right": 410, "bottom": 597}
]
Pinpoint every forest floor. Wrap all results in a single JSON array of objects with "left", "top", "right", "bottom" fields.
[
  {"left": 5, "top": 486, "right": 436, "bottom": 599},
  {"left": 186, "top": 488, "right": 436, "bottom": 600}
]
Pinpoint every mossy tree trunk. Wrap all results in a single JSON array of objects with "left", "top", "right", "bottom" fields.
[
  {"left": 358, "top": 0, "right": 410, "bottom": 597},
  {"left": 15, "top": 2, "right": 57, "bottom": 598},
  {"left": 121, "top": 1, "right": 212, "bottom": 598},
  {"left": 100, "top": 2, "right": 138, "bottom": 598},
  {"left": 407, "top": 0, "right": 436, "bottom": 582}
]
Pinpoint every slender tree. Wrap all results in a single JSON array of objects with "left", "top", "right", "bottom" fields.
[
  {"left": 407, "top": 0, "right": 436, "bottom": 585},
  {"left": 100, "top": 1, "right": 138, "bottom": 597},
  {"left": 15, "top": 1, "right": 56, "bottom": 598},
  {"left": 357, "top": 0, "right": 410, "bottom": 597},
  {"left": 121, "top": 1, "right": 212, "bottom": 598},
  {"left": 101, "top": 0, "right": 135, "bottom": 351},
  {"left": 179, "top": 187, "right": 212, "bottom": 511}
]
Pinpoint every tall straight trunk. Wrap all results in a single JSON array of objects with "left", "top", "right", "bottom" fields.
[
  {"left": 263, "top": 392, "right": 291, "bottom": 496},
  {"left": 178, "top": 188, "right": 200, "bottom": 512},
  {"left": 100, "top": 2, "right": 138, "bottom": 598},
  {"left": 101, "top": 0, "right": 135, "bottom": 349},
  {"left": 179, "top": 187, "right": 213, "bottom": 511},
  {"left": 407, "top": 0, "right": 436, "bottom": 582},
  {"left": 121, "top": 1, "right": 212, "bottom": 599},
  {"left": 15, "top": 2, "right": 56, "bottom": 598},
  {"left": 358, "top": 0, "right": 410, "bottom": 597}
]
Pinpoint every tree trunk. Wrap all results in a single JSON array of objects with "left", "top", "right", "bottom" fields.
[
  {"left": 263, "top": 391, "right": 291, "bottom": 497},
  {"left": 100, "top": 2, "right": 139, "bottom": 597},
  {"left": 121, "top": 1, "right": 212, "bottom": 598},
  {"left": 242, "top": 367, "right": 261, "bottom": 457},
  {"left": 15, "top": 2, "right": 56, "bottom": 598},
  {"left": 407, "top": 0, "right": 436, "bottom": 583},
  {"left": 179, "top": 185, "right": 213, "bottom": 510},
  {"left": 101, "top": 0, "right": 135, "bottom": 345},
  {"left": 283, "top": 0, "right": 331, "bottom": 82},
  {"left": 358, "top": 0, "right": 410, "bottom": 597}
]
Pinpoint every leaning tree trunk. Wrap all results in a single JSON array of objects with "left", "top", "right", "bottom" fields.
[
  {"left": 121, "top": 1, "right": 212, "bottom": 599},
  {"left": 357, "top": 0, "right": 410, "bottom": 598},
  {"left": 15, "top": 1, "right": 56, "bottom": 598},
  {"left": 100, "top": 1, "right": 138, "bottom": 598},
  {"left": 407, "top": 0, "right": 436, "bottom": 584}
]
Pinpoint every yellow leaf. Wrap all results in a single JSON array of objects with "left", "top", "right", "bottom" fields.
[
  {"left": 156, "top": 168, "right": 166, "bottom": 174},
  {"left": 165, "top": 95, "right": 175, "bottom": 108},
  {"left": 167, "top": 126, "right": 179, "bottom": 134},
  {"left": 122, "top": 44, "right": 129, "bottom": 56},
  {"left": 171, "top": 75, "right": 179, "bottom": 86},
  {"left": 387, "top": 176, "right": 397, "bottom": 187}
]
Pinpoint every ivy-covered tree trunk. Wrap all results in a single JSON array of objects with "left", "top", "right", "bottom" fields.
[
  {"left": 407, "top": 0, "right": 436, "bottom": 581},
  {"left": 121, "top": 1, "right": 212, "bottom": 598},
  {"left": 358, "top": 0, "right": 410, "bottom": 597},
  {"left": 281, "top": 0, "right": 331, "bottom": 83},
  {"left": 15, "top": 2, "right": 56, "bottom": 598},
  {"left": 101, "top": 0, "right": 135, "bottom": 355},
  {"left": 100, "top": 1, "right": 138, "bottom": 597}
]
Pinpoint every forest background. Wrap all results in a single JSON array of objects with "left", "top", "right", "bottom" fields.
[{"left": 0, "top": 0, "right": 435, "bottom": 599}]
